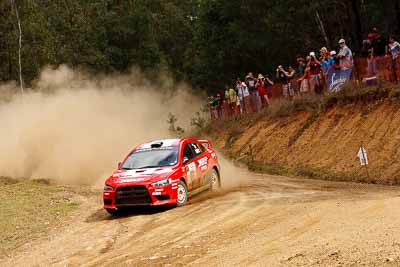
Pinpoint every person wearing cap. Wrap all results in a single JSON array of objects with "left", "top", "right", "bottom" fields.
[
  {"left": 338, "top": 39, "right": 353, "bottom": 69},
  {"left": 236, "top": 79, "right": 250, "bottom": 114},
  {"left": 245, "top": 72, "right": 259, "bottom": 112},
  {"left": 256, "top": 74, "right": 270, "bottom": 107},
  {"left": 329, "top": 50, "right": 341, "bottom": 70},
  {"left": 308, "top": 52, "right": 323, "bottom": 94}
]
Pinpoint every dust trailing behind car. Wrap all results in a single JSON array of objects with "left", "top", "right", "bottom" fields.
[{"left": 0, "top": 65, "right": 203, "bottom": 185}]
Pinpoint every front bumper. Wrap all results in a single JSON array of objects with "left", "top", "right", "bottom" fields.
[{"left": 103, "top": 181, "right": 179, "bottom": 209}]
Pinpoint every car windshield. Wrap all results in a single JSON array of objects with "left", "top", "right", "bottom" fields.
[{"left": 121, "top": 147, "right": 179, "bottom": 169}]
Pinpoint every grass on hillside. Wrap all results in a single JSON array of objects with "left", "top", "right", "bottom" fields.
[{"left": 0, "top": 177, "right": 79, "bottom": 256}]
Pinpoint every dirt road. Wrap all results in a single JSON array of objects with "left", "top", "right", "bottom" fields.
[{"left": 2, "top": 169, "right": 400, "bottom": 266}]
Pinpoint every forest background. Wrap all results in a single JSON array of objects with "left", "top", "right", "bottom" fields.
[{"left": 1, "top": 0, "right": 400, "bottom": 93}]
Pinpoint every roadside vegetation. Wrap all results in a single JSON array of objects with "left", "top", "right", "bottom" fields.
[
  {"left": 202, "top": 83, "right": 400, "bottom": 185},
  {"left": 0, "top": 177, "right": 79, "bottom": 257}
]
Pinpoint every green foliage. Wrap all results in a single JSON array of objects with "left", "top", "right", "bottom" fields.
[
  {"left": 167, "top": 112, "right": 185, "bottom": 137},
  {"left": 1, "top": 0, "right": 399, "bottom": 91},
  {"left": 190, "top": 111, "right": 207, "bottom": 130}
]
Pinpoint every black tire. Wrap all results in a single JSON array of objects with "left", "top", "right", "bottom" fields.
[
  {"left": 209, "top": 168, "right": 221, "bottom": 191},
  {"left": 176, "top": 180, "right": 188, "bottom": 207},
  {"left": 106, "top": 208, "right": 120, "bottom": 216}
]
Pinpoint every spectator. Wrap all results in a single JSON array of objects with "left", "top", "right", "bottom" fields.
[
  {"left": 208, "top": 96, "right": 217, "bottom": 120},
  {"left": 276, "top": 65, "right": 294, "bottom": 99},
  {"left": 320, "top": 47, "right": 331, "bottom": 76},
  {"left": 256, "top": 74, "right": 270, "bottom": 107},
  {"left": 338, "top": 39, "right": 353, "bottom": 69},
  {"left": 330, "top": 51, "right": 340, "bottom": 70},
  {"left": 224, "top": 86, "right": 234, "bottom": 117},
  {"left": 388, "top": 36, "right": 400, "bottom": 60},
  {"left": 309, "top": 52, "right": 323, "bottom": 94},
  {"left": 228, "top": 86, "right": 238, "bottom": 114},
  {"left": 296, "top": 56, "right": 307, "bottom": 76},
  {"left": 286, "top": 66, "right": 297, "bottom": 97},
  {"left": 388, "top": 36, "right": 400, "bottom": 82},
  {"left": 238, "top": 81, "right": 251, "bottom": 113},
  {"left": 215, "top": 93, "right": 223, "bottom": 118},
  {"left": 298, "top": 58, "right": 311, "bottom": 96},
  {"left": 235, "top": 79, "right": 244, "bottom": 113},
  {"left": 320, "top": 47, "right": 329, "bottom": 61},
  {"left": 363, "top": 37, "right": 376, "bottom": 76},
  {"left": 296, "top": 57, "right": 307, "bottom": 95},
  {"left": 246, "top": 72, "right": 260, "bottom": 112},
  {"left": 369, "top": 28, "right": 387, "bottom": 57},
  {"left": 263, "top": 74, "right": 274, "bottom": 99}
]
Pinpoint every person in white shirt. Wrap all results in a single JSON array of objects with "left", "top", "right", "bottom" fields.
[
  {"left": 236, "top": 79, "right": 250, "bottom": 113},
  {"left": 388, "top": 36, "right": 400, "bottom": 60}
]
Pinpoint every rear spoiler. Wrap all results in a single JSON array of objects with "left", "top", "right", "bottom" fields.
[{"left": 199, "top": 139, "right": 214, "bottom": 149}]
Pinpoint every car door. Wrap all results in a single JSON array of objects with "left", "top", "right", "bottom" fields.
[
  {"left": 189, "top": 142, "right": 209, "bottom": 188},
  {"left": 182, "top": 143, "right": 198, "bottom": 191}
]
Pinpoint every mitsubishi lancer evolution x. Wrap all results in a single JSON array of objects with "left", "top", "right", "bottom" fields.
[{"left": 103, "top": 138, "right": 221, "bottom": 215}]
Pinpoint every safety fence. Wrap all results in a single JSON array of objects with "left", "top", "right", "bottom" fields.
[{"left": 209, "top": 56, "right": 399, "bottom": 120}]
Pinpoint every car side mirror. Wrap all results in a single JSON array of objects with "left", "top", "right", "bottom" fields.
[
  {"left": 182, "top": 157, "right": 189, "bottom": 165},
  {"left": 118, "top": 162, "right": 122, "bottom": 169}
]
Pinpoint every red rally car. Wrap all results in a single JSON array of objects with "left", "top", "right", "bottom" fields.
[{"left": 103, "top": 138, "right": 221, "bottom": 215}]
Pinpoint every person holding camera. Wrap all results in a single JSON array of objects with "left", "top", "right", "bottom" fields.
[
  {"left": 245, "top": 72, "right": 260, "bottom": 112},
  {"left": 308, "top": 52, "right": 323, "bottom": 94},
  {"left": 236, "top": 78, "right": 250, "bottom": 114},
  {"left": 276, "top": 65, "right": 294, "bottom": 99},
  {"left": 256, "top": 74, "right": 270, "bottom": 107}
]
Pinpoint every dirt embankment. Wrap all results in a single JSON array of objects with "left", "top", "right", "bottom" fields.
[{"left": 207, "top": 99, "right": 400, "bottom": 184}]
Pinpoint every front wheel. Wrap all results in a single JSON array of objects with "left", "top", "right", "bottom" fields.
[
  {"left": 176, "top": 181, "right": 188, "bottom": 207},
  {"left": 106, "top": 208, "right": 120, "bottom": 216}
]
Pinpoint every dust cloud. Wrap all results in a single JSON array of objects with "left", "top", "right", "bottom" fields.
[
  {"left": 0, "top": 65, "right": 202, "bottom": 185},
  {"left": 218, "top": 154, "right": 249, "bottom": 190}
]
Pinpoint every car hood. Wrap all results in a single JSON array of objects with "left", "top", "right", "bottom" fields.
[{"left": 107, "top": 167, "right": 175, "bottom": 185}]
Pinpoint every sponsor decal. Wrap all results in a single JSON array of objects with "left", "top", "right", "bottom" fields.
[
  {"left": 186, "top": 162, "right": 196, "bottom": 173},
  {"left": 119, "top": 178, "right": 145, "bottom": 183},
  {"left": 198, "top": 157, "right": 208, "bottom": 167},
  {"left": 118, "top": 168, "right": 172, "bottom": 179}
]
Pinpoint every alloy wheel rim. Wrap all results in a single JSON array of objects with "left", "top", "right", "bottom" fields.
[
  {"left": 177, "top": 184, "right": 186, "bottom": 203},
  {"left": 211, "top": 172, "right": 218, "bottom": 185}
]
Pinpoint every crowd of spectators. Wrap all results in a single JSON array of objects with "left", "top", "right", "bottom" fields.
[{"left": 208, "top": 28, "right": 400, "bottom": 120}]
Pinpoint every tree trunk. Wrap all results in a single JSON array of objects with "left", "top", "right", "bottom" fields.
[
  {"left": 350, "top": 0, "right": 363, "bottom": 47},
  {"left": 315, "top": 9, "right": 331, "bottom": 49},
  {"left": 12, "top": 0, "right": 24, "bottom": 94}
]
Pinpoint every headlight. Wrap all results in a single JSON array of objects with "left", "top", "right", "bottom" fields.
[
  {"left": 104, "top": 184, "right": 114, "bottom": 191},
  {"left": 151, "top": 178, "right": 172, "bottom": 187}
]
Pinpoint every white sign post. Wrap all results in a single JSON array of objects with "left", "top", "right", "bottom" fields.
[
  {"left": 357, "top": 146, "right": 370, "bottom": 179},
  {"left": 357, "top": 147, "right": 368, "bottom": 166}
]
